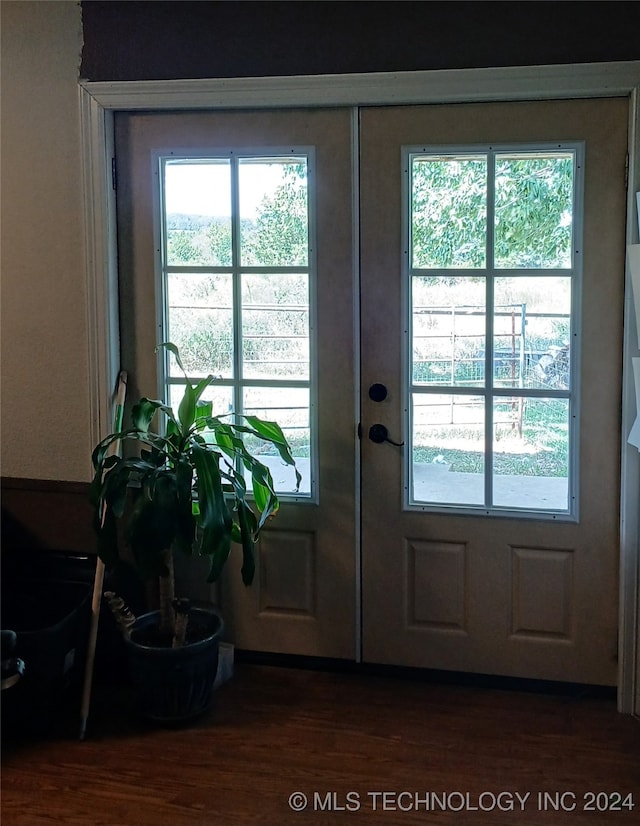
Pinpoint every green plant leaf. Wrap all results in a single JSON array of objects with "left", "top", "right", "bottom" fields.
[
  {"left": 193, "top": 399, "right": 213, "bottom": 431},
  {"left": 175, "top": 459, "right": 193, "bottom": 502},
  {"left": 100, "top": 460, "right": 131, "bottom": 520},
  {"left": 206, "top": 549, "right": 230, "bottom": 584},
  {"left": 178, "top": 381, "right": 196, "bottom": 433},
  {"left": 157, "top": 341, "right": 185, "bottom": 375},
  {"left": 173, "top": 460, "right": 195, "bottom": 555},
  {"left": 126, "top": 489, "right": 172, "bottom": 579},
  {"left": 192, "top": 376, "right": 214, "bottom": 406},
  {"left": 90, "top": 341, "right": 297, "bottom": 594},
  {"left": 177, "top": 374, "right": 215, "bottom": 435},
  {"left": 89, "top": 462, "right": 106, "bottom": 507},
  {"left": 91, "top": 431, "right": 134, "bottom": 472},
  {"left": 207, "top": 420, "right": 245, "bottom": 464},
  {"left": 242, "top": 416, "right": 286, "bottom": 444},
  {"left": 249, "top": 460, "right": 280, "bottom": 532},
  {"left": 237, "top": 417, "right": 302, "bottom": 491},
  {"left": 236, "top": 501, "right": 256, "bottom": 586},
  {"left": 191, "top": 443, "right": 233, "bottom": 581},
  {"left": 132, "top": 398, "right": 176, "bottom": 432}
]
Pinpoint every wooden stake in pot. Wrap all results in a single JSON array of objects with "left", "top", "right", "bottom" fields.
[{"left": 79, "top": 370, "right": 127, "bottom": 740}]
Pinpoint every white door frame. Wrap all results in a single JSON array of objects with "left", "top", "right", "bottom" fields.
[{"left": 79, "top": 61, "right": 640, "bottom": 712}]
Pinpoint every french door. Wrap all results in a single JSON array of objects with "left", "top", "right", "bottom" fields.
[
  {"left": 115, "top": 109, "right": 358, "bottom": 658},
  {"left": 115, "top": 97, "right": 628, "bottom": 683},
  {"left": 360, "top": 98, "right": 627, "bottom": 685}
]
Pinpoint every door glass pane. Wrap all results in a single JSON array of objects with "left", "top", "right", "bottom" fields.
[
  {"left": 412, "top": 393, "right": 485, "bottom": 505},
  {"left": 242, "top": 273, "right": 309, "bottom": 379},
  {"left": 165, "top": 161, "right": 232, "bottom": 266},
  {"left": 166, "top": 273, "right": 234, "bottom": 378},
  {"left": 243, "top": 387, "right": 310, "bottom": 494},
  {"left": 406, "top": 143, "right": 579, "bottom": 516},
  {"left": 493, "top": 277, "right": 571, "bottom": 390},
  {"left": 161, "top": 153, "right": 313, "bottom": 498},
  {"left": 411, "top": 155, "right": 487, "bottom": 269},
  {"left": 239, "top": 158, "right": 309, "bottom": 267},
  {"left": 493, "top": 397, "right": 569, "bottom": 510},
  {"left": 494, "top": 152, "right": 574, "bottom": 269},
  {"left": 413, "top": 276, "right": 486, "bottom": 386}
]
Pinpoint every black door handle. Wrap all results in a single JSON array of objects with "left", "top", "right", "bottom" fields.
[{"left": 368, "top": 424, "right": 404, "bottom": 447}]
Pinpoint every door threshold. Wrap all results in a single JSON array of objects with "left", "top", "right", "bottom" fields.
[{"left": 235, "top": 649, "right": 616, "bottom": 700}]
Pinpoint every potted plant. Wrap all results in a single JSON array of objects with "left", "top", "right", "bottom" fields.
[{"left": 90, "top": 342, "right": 300, "bottom": 721}]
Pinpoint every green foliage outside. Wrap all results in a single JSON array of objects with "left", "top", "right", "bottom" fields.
[
  {"left": 242, "top": 163, "right": 308, "bottom": 267},
  {"left": 165, "top": 162, "right": 308, "bottom": 383},
  {"left": 164, "top": 151, "right": 575, "bottom": 485},
  {"left": 412, "top": 153, "right": 573, "bottom": 270}
]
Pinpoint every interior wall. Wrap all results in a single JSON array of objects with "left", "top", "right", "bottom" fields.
[
  {"left": 2, "top": 0, "right": 636, "bottom": 489},
  {"left": 1, "top": 1, "right": 89, "bottom": 482}
]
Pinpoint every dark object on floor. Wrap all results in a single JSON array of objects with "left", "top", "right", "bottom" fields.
[
  {"left": 1, "top": 578, "right": 91, "bottom": 735},
  {"left": 1, "top": 629, "right": 25, "bottom": 690}
]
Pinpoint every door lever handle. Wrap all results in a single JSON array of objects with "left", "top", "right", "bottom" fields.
[{"left": 368, "top": 423, "right": 404, "bottom": 447}]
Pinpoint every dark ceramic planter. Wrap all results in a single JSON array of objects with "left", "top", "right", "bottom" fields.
[{"left": 124, "top": 606, "right": 223, "bottom": 722}]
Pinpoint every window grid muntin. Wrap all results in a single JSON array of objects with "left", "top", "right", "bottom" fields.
[
  {"left": 158, "top": 151, "right": 316, "bottom": 501},
  {"left": 405, "top": 143, "right": 581, "bottom": 520}
]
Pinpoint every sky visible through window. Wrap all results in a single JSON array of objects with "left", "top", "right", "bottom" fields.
[{"left": 165, "top": 161, "right": 286, "bottom": 220}]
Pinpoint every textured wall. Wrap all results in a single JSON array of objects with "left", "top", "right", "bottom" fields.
[
  {"left": 1, "top": 1, "right": 90, "bottom": 481},
  {"left": 80, "top": 0, "right": 640, "bottom": 82}
]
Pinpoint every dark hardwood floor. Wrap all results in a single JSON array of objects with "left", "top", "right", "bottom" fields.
[{"left": 2, "top": 664, "right": 639, "bottom": 826}]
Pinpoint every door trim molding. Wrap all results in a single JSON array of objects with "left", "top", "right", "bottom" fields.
[
  {"left": 620, "top": 86, "right": 640, "bottom": 717},
  {"left": 81, "top": 61, "right": 639, "bottom": 109},
  {"left": 79, "top": 61, "right": 640, "bottom": 711}
]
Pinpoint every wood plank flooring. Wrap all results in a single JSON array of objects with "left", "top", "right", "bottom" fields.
[{"left": 2, "top": 664, "right": 639, "bottom": 826}]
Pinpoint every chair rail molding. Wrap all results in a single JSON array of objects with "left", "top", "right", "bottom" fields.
[{"left": 78, "top": 61, "right": 640, "bottom": 713}]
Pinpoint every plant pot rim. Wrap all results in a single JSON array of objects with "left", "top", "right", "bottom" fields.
[{"left": 124, "top": 606, "right": 223, "bottom": 653}]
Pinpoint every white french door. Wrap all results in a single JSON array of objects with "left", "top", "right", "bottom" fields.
[
  {"left": 360, "top": 98, "right": 628, "bottom": 684},
  {"left": 115, "top": 108, "right": 358, "bottom": 658},
  {"left": 115, "top": 97, "right": 628, "bottom": 683}
]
